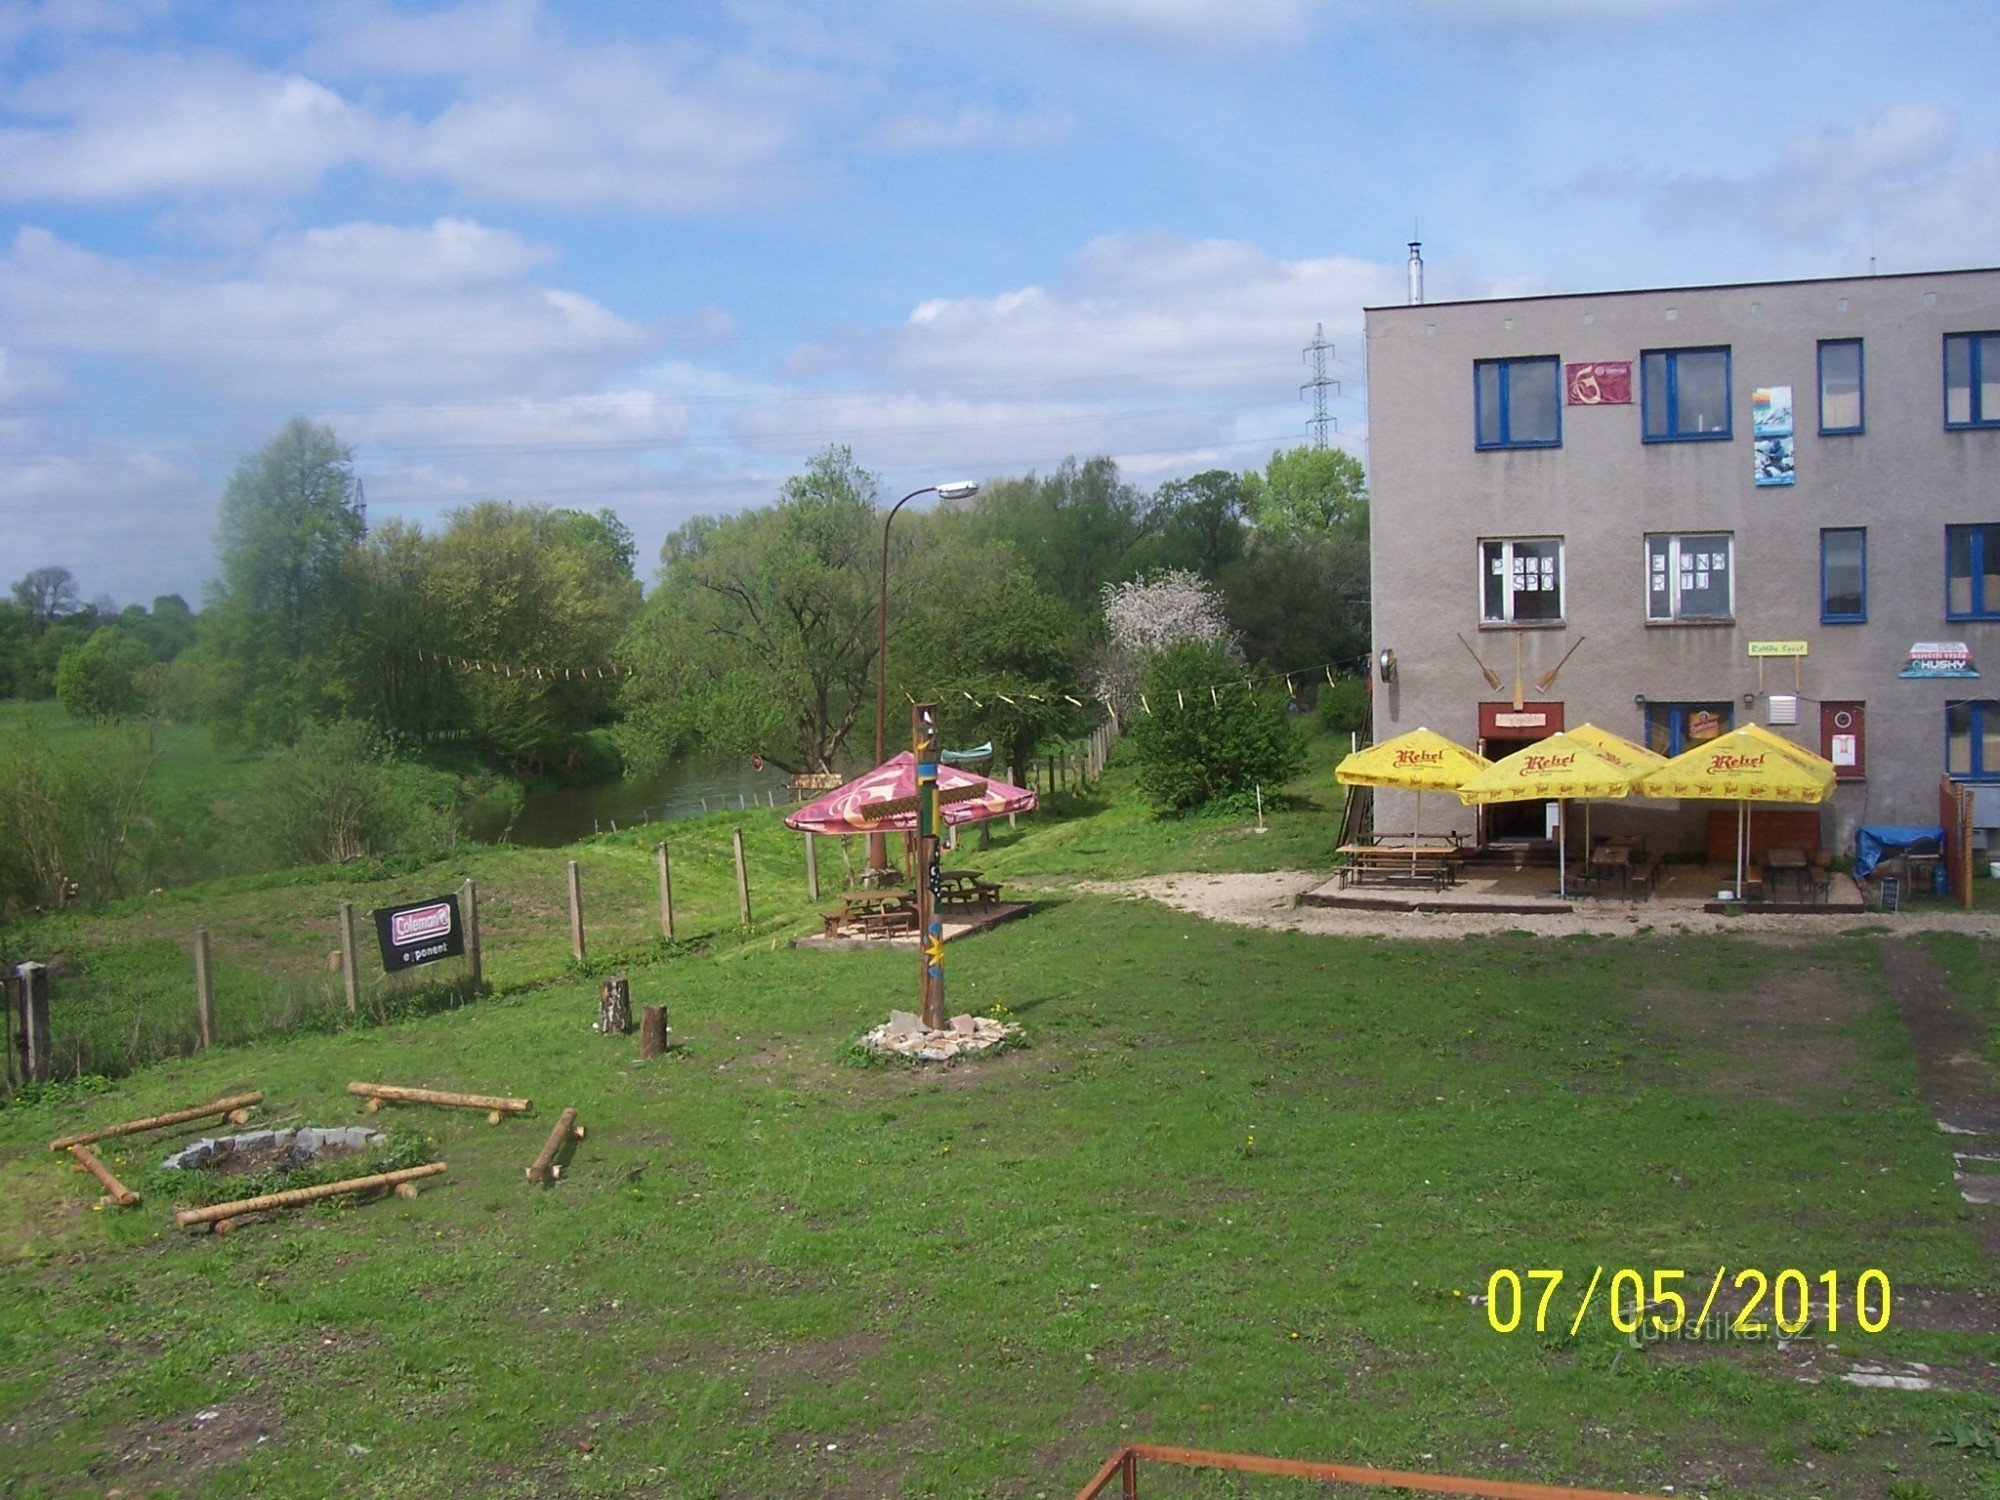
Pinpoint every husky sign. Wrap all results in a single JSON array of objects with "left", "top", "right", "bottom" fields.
[{"left": 373, "top": 896, "right": 465, "bottom": 973}]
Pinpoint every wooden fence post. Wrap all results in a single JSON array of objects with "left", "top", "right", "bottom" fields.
[
  {"left": 14, "top": 962, "right": 50, "bottom": 1084},
  {"left": 339, "top": 902, "right": 360, "bottom": 1014},
  {"left": 461, "top": 879, "right": 483, "bottom": 991},
  {"left": 567, "top": 859, "right": 586, "bottom": 964},
  {"left": 656, "top": 842, "right": 675, "bottom": 942},
  {"left": 805, "top": 832, "right": 820, "bottom": 902},
  {"left": 193, "top": 929, "right": 214, "bottom": 1049},
  {"left": 733, "top": 827, "right": 752, "bottom": 925}
]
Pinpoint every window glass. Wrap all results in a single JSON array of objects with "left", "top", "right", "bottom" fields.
[
  {"left": 1947, "top": 336, "right": 1973, "bottom": 425},
  {"left": 1949, "top": 524, "right": 2000, "bottom": 618},
  {"left": 1818, "top": 340, "right": 1862, "bottom": 431},
  {"left": 1480, "top": 538, "right": 1564, "bottom": 623},
  {"left": 1475, "top": 363, "right": 1502, "bottom": 447},
  {"left": 1646, "top": 533, "right": 1733, "bottom": 621},
  {"left": 1507, "top": 360, "right": 1560, "bottom": 445},
  {"left": 1645, "top": 702, "right": 1733, "bottom": 757},
  {"left": 1675, "top": 350, "right": 1730, "bottom": 435},
  {"left": 1822, "top": 528, "right": 1865, "bottom": 620},
  {"left": 1642, "top": 351, "right": 1669, "bottom": 437},
  {"left": 1948, "top": 703, "right": 1972, "bottom": 776}
]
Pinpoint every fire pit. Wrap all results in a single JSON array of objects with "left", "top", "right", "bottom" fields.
[
  {"left": 860, "top": 1010, "right": 1020, "bottom": 1062},
  {"left": 162, "top": 1127, "right": 382, "bottom": 1176}
]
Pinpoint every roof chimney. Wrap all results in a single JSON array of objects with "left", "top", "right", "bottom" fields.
[{"left": 1407, "top": 241, "right": 1424, "bottom": 306}]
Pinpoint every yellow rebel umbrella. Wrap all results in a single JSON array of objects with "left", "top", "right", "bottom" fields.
[
  {"left": 1334, "top": 726, "right": 1489, "bottom": 858},
  {"left": 1638, "top": 726, "right": 1836, "bottom": 898},
  {"left": 1563, "top": 722, "right": 1669, "bottom": 873},
  {"left": 1456, "top": 731, "right": 1644, "bottom": 896}
]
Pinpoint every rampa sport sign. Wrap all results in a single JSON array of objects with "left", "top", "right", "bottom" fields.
[{"left": 373, "top": 896, "right": 465, "bottom": 973}]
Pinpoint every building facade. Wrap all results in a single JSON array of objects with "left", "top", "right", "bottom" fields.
[{"left": 1364, "top": 266, "right": 2000, "bottom": 856}]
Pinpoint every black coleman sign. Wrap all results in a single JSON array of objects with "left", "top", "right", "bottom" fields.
[{"left": 373, "top": 896, "right": 464, "bottom": 972}]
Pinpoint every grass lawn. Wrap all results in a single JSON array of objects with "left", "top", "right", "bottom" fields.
[{"left": 2, "top": 894, "right": 1998, "bottom": 1497}]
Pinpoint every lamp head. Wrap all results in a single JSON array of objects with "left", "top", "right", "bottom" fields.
[{"left": 935, "top": 480, "right": 979, "bottom": 502}]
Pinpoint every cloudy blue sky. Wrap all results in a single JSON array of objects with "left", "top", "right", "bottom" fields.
[{"left": 0, "top": 0, "right": 1994, "bottom": 604}]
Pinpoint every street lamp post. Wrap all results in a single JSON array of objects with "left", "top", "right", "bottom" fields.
[{"left": 871, "top": 480, "right": 978, "bottom": 877}]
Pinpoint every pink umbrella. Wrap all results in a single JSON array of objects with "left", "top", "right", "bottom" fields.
[{"left": 782, "top": 752, "right": 1037, "bottom": 834}]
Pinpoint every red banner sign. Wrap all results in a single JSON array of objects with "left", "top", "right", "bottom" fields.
[{"left": 1565, "top": 361, "right": 1632, "bottom": 405}]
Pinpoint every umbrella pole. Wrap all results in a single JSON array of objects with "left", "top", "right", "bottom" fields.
[
  {"left": 1737, "top": 800, "right": 1748, "bottom": 899},
  {"left": 1558, "top": 801, "right": 1567, "bottom": 898},
  {"left": 1412, "top": 790, "right": 1422, "bottom": 874}
]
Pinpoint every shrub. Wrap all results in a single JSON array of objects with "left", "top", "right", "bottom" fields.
[
  {"left": 1311, "top": 676, "right": 1369, "bottom": 737},
  {"left": 1127, "top": 639, "right": 1305, "bottom": 814},
  {"left": 245, "top": 719, "right": 461, "bottom": 866},
  {"left": 54, "top": 629, "right": 151, "bottom": 722}
]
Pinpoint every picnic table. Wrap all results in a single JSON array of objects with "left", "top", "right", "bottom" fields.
[
  {"left": 935, "top": 869, "right": 1003, "bottom": 908},
  {"left": 822, "top": 889, "right": 917, "bottom": 939},
  {"left": 1587, "top": 841, "right": 1633, "bottom": 893},
  {"left": 1334, "top": 842, "right": 1461, "bottom": 891},
  {"left": 1764, "top": 847, "right": 1809, "bottom": 900}
]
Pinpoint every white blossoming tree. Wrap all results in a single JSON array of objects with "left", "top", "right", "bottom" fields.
[{"left": 1090, "top": 568, "right": 1239, "bottom": 716}]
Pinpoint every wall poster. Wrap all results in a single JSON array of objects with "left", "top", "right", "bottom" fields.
[{"left": 1753, "top": 384, "right": 1795, "bottom": 487}]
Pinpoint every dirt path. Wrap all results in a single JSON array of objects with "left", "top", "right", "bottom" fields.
[{"left": 1080, "top": 870, "right": 2000, "bottom": 943}]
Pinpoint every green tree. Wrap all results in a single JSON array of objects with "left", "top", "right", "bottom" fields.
[
  {"left": 342, "top": 520, "right": 460, "bottom": 745},
  {"left": 1127, "top": 639, "right": 1304, "bottom": 814},
  {"left": 1138, "top": 469, "right": 1246, "bottom": 578},
  {"left": 426, "top": 502, "right": 641, "bottom": 769},
  {"left": 968, "top": 456, "right": 1150, "bottom": 615},
  {"left": 621, "top": 448, "right": 903, "bottom": 775},
  {"left": 242, "top": 719, "right": 460, "bottom": 866},
  {"left": 895, "top": 563, "right": 1087, "bottom": 782},
  {"left": 10, "top": 564, "right": 80, "bottom": 622},
  {"left": 203, "top": 419, "right": 366, "bottom": 742},
  {"left": 1241, "top": 445, "right": 1368, "bottom": 538},
  {"left": 54, "top": 628, "right": 152, "bottom": 721}
]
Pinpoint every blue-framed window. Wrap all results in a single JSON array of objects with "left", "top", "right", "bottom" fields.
[
  {"left": 1948, "top": 523, "right": 2000, "bottom": 619},
  {"left": 1945, "top": 333, "right": 2000, "bottom": 428},
  {"left": 1821, "top": 528, "right": 1866, "bottom": 623},
  {"left": 1817, "top": 338, "right": 1863, "bottom": 434},
  {"left": 1474, "top": 357, "right": 1561, "bottom": 449},
  {"left": 1644, "top": 701, "right": 1733, "bottom": 758},
  {"left": 1947, "top": 701, "right": 2000, "bottom": 780},
  {"left": 1642, "top": 346, "right": 1731, "bottom": 441}
]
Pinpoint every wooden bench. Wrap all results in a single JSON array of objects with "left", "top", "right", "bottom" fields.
[
  {"left": 1334, "top": 844, "right": 1458, "bottom": 892},
  {"left": 936, "top": 870, "right": 1003, "bottom": 908},
  {"left": 822, "top": 890, "right": 917, "bottom": 938}
]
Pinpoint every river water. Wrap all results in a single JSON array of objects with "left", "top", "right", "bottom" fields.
[{"left": 472, "top": 759, "right": 802, "bottom": 847}]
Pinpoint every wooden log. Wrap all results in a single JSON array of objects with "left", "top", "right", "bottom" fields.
[
  {"left": 68, "top": 1144, "right": 139, "bottom": 1206},
  {"left": 526, "top": 1107, "right": 583, "bottom": 1182},
  {"left": 50, "top": 1092, "right": 265, "bottom": 1152},
  {"left": 639, "top": 1004, "right": 668, "bottom": 1060},
  {"left": 598, "top": 975, "right": 631, "bottom": 1035},
  {"left": 175, "top": 1162, "right": 446, "bottom": 1231},
  {"left": 346, "top": 1082, "right": 529, "bottom": 1115}
]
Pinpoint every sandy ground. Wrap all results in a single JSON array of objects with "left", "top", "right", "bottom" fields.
[{"left": 1077, "top": 871, "right": 2000, "bottom": 942}]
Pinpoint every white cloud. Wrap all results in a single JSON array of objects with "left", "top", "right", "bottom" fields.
[
  {"left": 885, "top": 232, "right": 1402, "bottom": 399},
  {"left": 0, "top": 51, "right": 391, "bottom": 200},
  {"left": 964, "top": 0, "right": 1323, "bottom": 50},
  {"left": 874, "top": 102, "right": 1073, "bottom": 154},
  {"left": 1578, "top": 103, "right": 2000, "bottom": 265},
  {"left": 0, "top": 218, "right": 644, "bottom": 400}
]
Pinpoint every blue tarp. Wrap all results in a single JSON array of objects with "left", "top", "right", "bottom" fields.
[{"left": 1854, "top": 824, "right": 1944, "bottom": 878}]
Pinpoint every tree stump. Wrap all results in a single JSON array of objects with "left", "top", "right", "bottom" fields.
[
  {"left": 599, "top": 975, "right": 632, "bottom": 1035},
  {"left": 639, "top": 1004, "right": 668, "bottom": 1060}
]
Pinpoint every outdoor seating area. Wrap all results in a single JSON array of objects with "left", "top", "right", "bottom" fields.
[
  {"left": 1332, "top": 840, "right": 1464, "bottom": 891},
  {"left": 816, "top": 868, "right": 1008, "bottom": 940}
]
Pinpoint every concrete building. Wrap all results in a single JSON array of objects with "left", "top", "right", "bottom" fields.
[{"left": 1364, "top": 264, "right": 2000, "bottom": 859}]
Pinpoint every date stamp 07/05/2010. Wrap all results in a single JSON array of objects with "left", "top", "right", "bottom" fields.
[{"left": 1481, "top": 1266, "right": 1891, "bottom": 1341}]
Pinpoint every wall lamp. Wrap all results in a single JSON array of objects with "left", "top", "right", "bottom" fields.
[{"left": 1633, "top": 694, "right": 1647, "bottom": 708}]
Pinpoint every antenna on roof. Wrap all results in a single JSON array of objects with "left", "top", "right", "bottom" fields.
[{"left": 1407, "top": 240, "right": 1424, "bottom": 305}]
